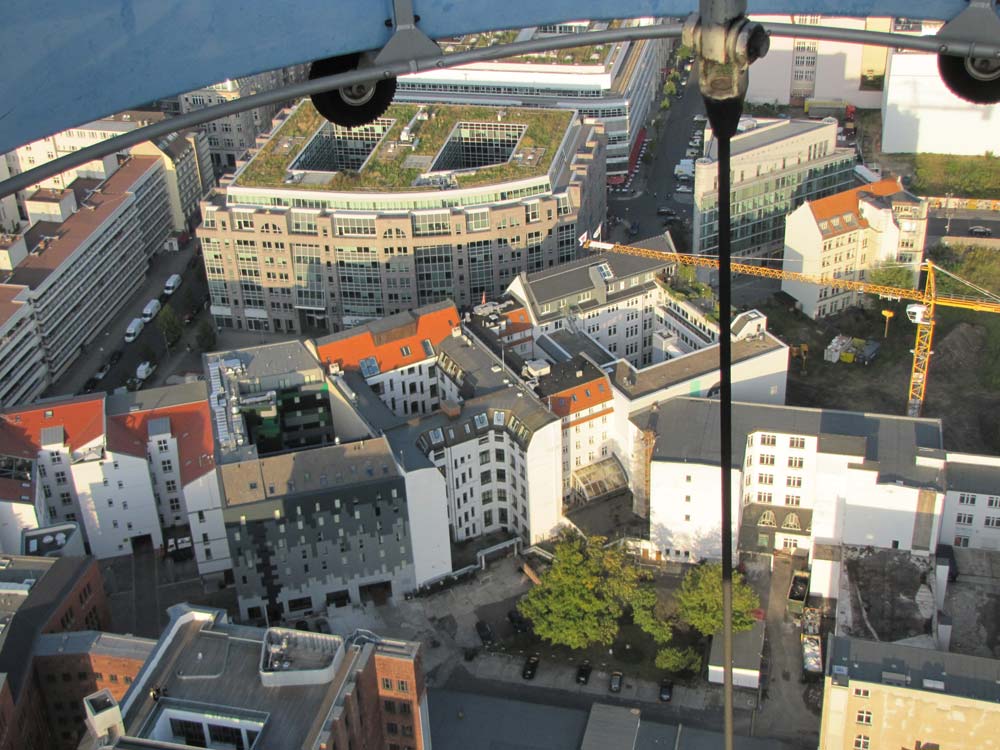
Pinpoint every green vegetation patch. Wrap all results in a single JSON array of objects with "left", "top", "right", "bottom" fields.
[
  {"left": 910, "top": 152, "right": 1000, "bottom": 199},
  {"left": 236, "top": 100, "right": 573, "bottom": 192}
]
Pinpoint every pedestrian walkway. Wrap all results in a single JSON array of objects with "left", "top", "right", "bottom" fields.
[{"left": 468, "top": 652, "right": 729, "bottom": 711}]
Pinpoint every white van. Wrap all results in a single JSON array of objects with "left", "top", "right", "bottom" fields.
[
  {"left": 124, "top": 318, "right": 144, "bottom": 343},
  {"left": 164, "top": 273, "right": 182, "bottom": 295},
  {"left": 142, "top": 299, "right": 161, "bottom": 322}
]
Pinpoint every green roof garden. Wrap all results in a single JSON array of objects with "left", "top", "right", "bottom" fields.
[{"left": 234, "top": 100, "right": 575, "bottom": 192}]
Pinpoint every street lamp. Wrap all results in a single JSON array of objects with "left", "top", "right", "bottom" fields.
[{"left": 945, "top": 191, "right": 954, "bottom": 235}]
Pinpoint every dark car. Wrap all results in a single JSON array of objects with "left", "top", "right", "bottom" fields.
[
  {"left": 522, "top": 655, "right": 540, "bottom": 680},
  {"left": 576, "top": 660, "right": 593, "bottom": 685},
  {"left": 659, "top": 678, "right": 674, "bottom": 702},
  {"left": 183, "top": 310, "right": 197, "bottom": 325},
  {"left": 295, "top": 620, "right": 310, "bottom": 631},
  {"left": 94, "top": 362, "right": 112, "bottom": 380},
  {"left": 970, "top": 225, "right": 993, "bottom": 238},
  {"left": 80, "top": 377, "right": 99, "bottom": 394},
  {"left": 475, "top": 620, "right": 496, "bottom": 645},
  {"left": 507, "top": 609, "right": 529, "bottom": 633},
  {"left": 656, "top": 207, "right": 677, "bottom": 217},
  {"left": 125, "top": 376, "right": 143, "bottom": 392},
  {"left": 109, "top": 349, "right": 124, "bottom": 365},
  {"left": 609, "top": 671, "right": 623, "bottom": 693}
]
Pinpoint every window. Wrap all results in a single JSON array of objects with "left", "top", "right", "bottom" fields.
[
  {"left": 161, "top": 460, "right": 174, "bottom": 474},
  {"left": 165, "top": 479, "right": 178, "bottom": 493},
  {"left": 786, "top": 495, "right": 801, "bottom": 507},
  {"left": 756, "top": 491, "right": 773, "bottom": 504},
  {"left": 156, "top": 438, "right": 169, "bottom": 453},
  {"left": 759, "top": 454, "right": 775, "bottom": 466},
  {"left": 788, "top": 456, "right": 804, "bottom": 469},
  {"left": 985, "top": 516, "right": 1000, "bottom": 528},
  {"left": 853, "top": 735, "right": 870, "bottom": 750},
  {"left": 384, "top": 700, "right": 397, "bottom": 713},
  {"left": 758, "top": 510, "right": 776, "bottom": 527},
  {"left": 382, "top": 677, "right": 393, "bottom": 690},
  {"left": 782, "top": 513, "right": 801, "bottom": 531},
  {"left": 55, "top": 471, "right": 67, "bottom": 485},
  {"left": 956, "top": 513, "right": 974, "bottom": 525},
  {"left": 787, "top": 476, "right": 802, "bottom": 488},
  {"left": 758, "top": 473, "right": 773, "bottom": 485},
  {"left": 398, "top": 679, "right": 409, "bottom": 692},
  {"left": 955, "top": 535, "right": 970, "bottom": 547},
  {"left": 761, "top": 434, "right": 776, "bottom": 446},
  {"left": 386, "top": 722, "right": 399, "bottom": 735},
  {"left": 789, "top": 436, "right": 805, "bottom": 449},
  {"left": 856, "top": 710, "right": 872, "bottom": 725},
  {"left": 782, "top": 537, "right": 799, "bottom": 550},
  {"left": 989, "top": 496, "right": 1000, "bottom": 508},
  {"left": 959, "top": 493, "right": 976, "bottom": 505},
  {"left": 853, "top": 688, "right": 870, "bottom": 698}
]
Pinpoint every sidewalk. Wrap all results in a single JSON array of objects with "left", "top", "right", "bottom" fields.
[{"left": 468, "top": 652, "right": 756, "bottom": 712}]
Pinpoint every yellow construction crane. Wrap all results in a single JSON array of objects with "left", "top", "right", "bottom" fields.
[{"left": 584, "top": 239, "right": 1000, "bottom": 417}]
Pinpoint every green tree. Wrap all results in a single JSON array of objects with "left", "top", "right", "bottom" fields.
[
  {"left": 675, "top": 563, "right": 759, "bottom": 637},
  {"left": 195, "top": 320, "right": 217, "bottom": 351},
  {"left": 660, "top": 99, "right": 671, "bottom": 112},
  {"left": 518, "top": 535, "right": 651, "bottom": 650},
  {"left": 663, "top": 80, "right": 677, "bottom": 97},
  {"left": 675, "top": 44, "right": 693, "bottom": 61},
  {"left": 655, "top": 645, "right": 702, "bottom": 673},
  {"left": 156, "top": 305, "right": 183, "bottom": 348},
  {"left": 867, "top": 262, "right": 917, "bottom": 292}
]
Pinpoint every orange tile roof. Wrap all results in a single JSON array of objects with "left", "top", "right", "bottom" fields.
[
  {"left": 501, "top": 306, "right": 533, "bottom": 338},
  {"left": 315, "top": 303, "right": 460, "bottom": 374},
  {"left": 809, "top": 178, "right": 905, "bottom": 238},
  {"left": 107, "top": 400, "right": 216, "bottom": 486},
  {"left": 545, "top": 376, "right": 613, "bottom": 418},
  {"left": 0, "top": 395, "right": 106, "bottom": 458}
]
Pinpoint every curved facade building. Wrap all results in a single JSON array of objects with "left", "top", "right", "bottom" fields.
[{"left": 197, "top": 100, "right": 606, "bottom": 333}]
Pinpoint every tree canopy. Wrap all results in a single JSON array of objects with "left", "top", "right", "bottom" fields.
[
  {"left": 675, "top": 563, "right": 760, "bottom": 637},
  {"left": 518, "top": 535, "right": 650, "bottom": 650},
  {"left": 867, "top": 262, "right": 918, "bottom": 294},
  {"left": 156, "top": 305, "right": 183, "bottom": 347}
]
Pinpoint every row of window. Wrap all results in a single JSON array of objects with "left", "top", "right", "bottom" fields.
[
  {"left": 958, "top": 493, "right": 1000, "bottom": 507},
  {"left": 749, "top": 434, "right": 806, "bottom": 449},
  {"left": 955, "top": 513, "right": 1000, "bottom": 528}
]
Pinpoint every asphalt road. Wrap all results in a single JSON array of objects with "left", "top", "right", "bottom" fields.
[
  {"left": 927, "top": 214, "right": 999, "bottom": 240},
  {"left": 608, "top": 63, "right": 705, "bottom": 246},
  {"left": 47, "top": 241, "right": 209, "bottom": 398}
]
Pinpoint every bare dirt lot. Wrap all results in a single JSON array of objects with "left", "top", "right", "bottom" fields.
[{"left": 763, "top": 300, "right": 1000, "bottom": 454}]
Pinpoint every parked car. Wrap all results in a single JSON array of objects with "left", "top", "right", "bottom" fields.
[
  {"left": 522, "top": 654, "right": 540, "bottom": 680},
  {"left": 576, "top": 660, "right": 593, "bottom": 685},
  {"left": 109, "top": 349, "right": 124, "bottom": 365},
  {"left": 507, "top": 609, "right": 530, "bottom": 633},
  {"left": 609, "top": 671, "right": 623, "bottom": 693},
  {"left": 295, "top": 620, "right": 310, "bottom": 631},
  {"left": 136, "top": 361, "right": 156, "bottom": 381},
  {"left": 693, "top": 114, "right": 708, "bottom": 123},
  {"left": 183, "top": 310, "right": 197, "bottom": 325},
  {"left": 659, "top": 678, "right": 674, "bottom": 702},
  {"left": 164, "top": 273, "right": 183, "bottom": 295},
  {"left": 80, "top": 377, "right": 99, "bottom": 394},
  {"left": 125, "top": 376, "right": 144, "bottom": 392},
  {"left": 970, "top": 225, "right": 993, "bottom": 238},
  {"left": 124, "top": 317, "right": 144, "bottom": 343},
  {"left": 656, "top": 207, "right": 677, "bottom": 217},
  {"left": 94, "top": 362, "right": 111, "bottom": 380},
  {"left": 676, "top": 185, "right": 694, "bottom": 194},
  {"left": 475, "top": 620, "right": 496, "bottom": 646},
  {"left": 857, "top": 339, "right": 881, "bottom": 366}
]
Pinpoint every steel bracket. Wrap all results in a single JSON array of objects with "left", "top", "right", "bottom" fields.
[{"left": 373, "top": 0, "right": 443, "bottom": 73}]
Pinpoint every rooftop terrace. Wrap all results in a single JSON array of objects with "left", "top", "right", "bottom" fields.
[{"left": 233, "top": 100, "right": 573, "bottom": 192}]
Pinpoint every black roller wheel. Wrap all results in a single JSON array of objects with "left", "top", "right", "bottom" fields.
[
  {"left": 309, "top": 53, "right": 397, "bottom": 127},
  {"left": 938, "top": 52, "right": 1000, "bottom": 104}
]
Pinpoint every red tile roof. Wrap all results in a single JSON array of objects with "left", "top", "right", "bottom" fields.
[
  {"left": 0, "top": 395, "right": 106, "bottom": 458},
  {"left": 809, "top": 178, "right": 905, "bottom": 238},
  {"left": 106, "top": 400, "right": 216, "bottom": 486},
  {"left": 545, "top": 376, "right": 613, "bottom": 418},
  {"left": 315, "top": 303, "right": 460, "bottom": 374},
  {"left": 501, "top": 306, "right": 533, "bottom": 339}
]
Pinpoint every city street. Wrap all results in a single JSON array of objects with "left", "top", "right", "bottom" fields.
[
  {"left": 46, "top": 240, "right": 210, "bottom": 398},
  {"left": 607, "top": 62, "right": 706, "bottom": 247},
  {"left": 927, "top": 210, "right": 1000, "bottom": 240}
]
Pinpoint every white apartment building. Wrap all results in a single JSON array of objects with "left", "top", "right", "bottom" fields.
[
  {"left": 178, "top": 66, "right": 308, "bottom": 172},
  {"left": 507, "top": 249, "right": 675, "bottom": 369},
  {"left": 941, "top": 452, "right": 1000, "bottom": 551},
  {"left": 397, "top": 20, "right": 667, "bottom": 179},
  {"left": 0, "top": 282, "right": 46, "bottom": 407},
  {"left": 782, "top": 178, "right": 928, "bottom": 319},
  {"left": 882, "top": 48, "right": 1000, "bottom": 156},
  {"left": 629, "top": 399, "right": 945, "bottom": 578},
  {"left": 105, "top": 382, "right": 229, "bottom": 577},
  {"left": 693, "top": 118, "right": 856, "bottom": 261},
  {"left": 198, "top": 100, "right": 606, "bottom": 333},
  {"left": 0, "top": 157, "right": 19, "bottom": 233},
  {"left": 4, "top": 110, "right": 213, "bottom": 230},
  {"left": 0, "top": 156, "right": 171, "bottom": 396},
  {"left": 0, "top": 395, "right": 164, "bottom": 560}
]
